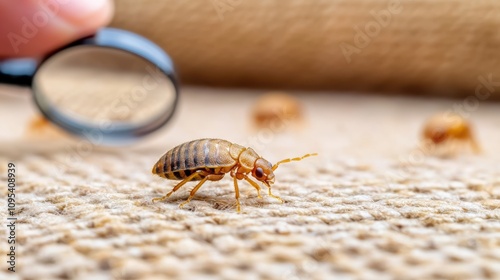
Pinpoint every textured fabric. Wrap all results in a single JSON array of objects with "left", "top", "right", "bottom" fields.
[
  {"left": 1, "top": 86, "right": 499, "bottom": 279},
  {"left": 111, "top": 0, "right": 500, "bottom": 98}
]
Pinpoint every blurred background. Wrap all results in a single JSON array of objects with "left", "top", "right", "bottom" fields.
[{"left": 111, "top": 0, "right": 500, "bottom": 98}]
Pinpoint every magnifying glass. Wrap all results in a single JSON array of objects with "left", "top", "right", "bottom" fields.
[{"left": 0, "top": 28, "right": 179, "bottom": 145}]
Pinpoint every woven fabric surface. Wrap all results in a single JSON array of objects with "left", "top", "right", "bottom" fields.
[
  {"left": 0, "top": 86, "right": 500, "bottom": 279},
  {"left": 111, "top": 0, "right": 500, "bottom": 98}
]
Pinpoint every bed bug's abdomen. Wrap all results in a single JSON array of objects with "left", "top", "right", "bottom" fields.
[{"left": 152, "top": 139, "right": 242, "bottom": 180}]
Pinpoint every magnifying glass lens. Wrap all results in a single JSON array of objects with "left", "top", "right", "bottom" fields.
[{"left": 33, "top": 46, "right": 177, "bottom": 144}]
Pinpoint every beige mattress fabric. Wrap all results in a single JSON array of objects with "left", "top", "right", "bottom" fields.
[{"left": 0, "top": 87, "right": 500, "bottom": 279}]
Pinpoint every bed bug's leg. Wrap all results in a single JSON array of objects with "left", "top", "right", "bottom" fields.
[
  {"left": 179, "top": 177, "right": 209, "bottom": 209},
  {"left": 243, "top": 175, "right": 263, "bottom": 199},
  {"left": 266, "top": 184, "right": 284, "bottom": 203},
  {"left": 152, "top": 171, "right": 204, "bottom": 203},
  {"left": 449, "top": 139, "right": 466, "bottom": 157},
  {"left": 233, "top": 176, "right": 241, "bottom": 212},
  {"left": 179, "top": 174, "right": 224, "bottom": 209}
]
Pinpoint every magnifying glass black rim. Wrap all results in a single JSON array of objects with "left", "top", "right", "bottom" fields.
[{"left": 31, "top": 27, "right": 179, "bottom": 145}]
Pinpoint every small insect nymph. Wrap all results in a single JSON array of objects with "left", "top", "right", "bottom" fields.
[
  {"left": 151, "top": 138, "right": 317, "bottom": 212},
  {"left": 252, "top": 92, "right": 304, "bottom": 131},
  {"left": 422, "top": 113, "right": 481, "bottom": 155}
]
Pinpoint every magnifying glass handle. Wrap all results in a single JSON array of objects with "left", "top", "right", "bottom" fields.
[{"left": 0, "top": 58, "right": 38, "bottom": 87}]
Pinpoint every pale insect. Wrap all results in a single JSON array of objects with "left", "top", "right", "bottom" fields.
[{"left": 152, "top": 138, "right": 317, "bottom": 212}]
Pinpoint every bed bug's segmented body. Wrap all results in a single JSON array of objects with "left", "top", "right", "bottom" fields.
[
  {"left": 153, "top": 139, "right": 241, "bottom": 181},
  {"left": 152, "top": 138, "right": 317, "bottom": 212}
]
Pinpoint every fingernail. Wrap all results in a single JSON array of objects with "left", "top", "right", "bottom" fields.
[{"left": 40, "top": 0, "right": 113, "bottom": 27}]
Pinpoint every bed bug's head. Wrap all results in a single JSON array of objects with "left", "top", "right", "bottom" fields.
[
  {"left": 252, "top": 153, "right": 318, "bottom": 185},
  {"left": 426, "top": 128, "right": 448, "bottom": 144},
  {"left": 252, "top": 158, "right": 275, "bottom": 184},
  {"left": 423, "top": 113, "right": 472, "bottom": 144}
]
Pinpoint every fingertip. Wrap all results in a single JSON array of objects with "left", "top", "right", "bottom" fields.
[
  {"left": 55, "top": 0, "right": 114, "bottom": 37},
  {"left": 0, "top": 0, "right": 114, "bottom": 58}
]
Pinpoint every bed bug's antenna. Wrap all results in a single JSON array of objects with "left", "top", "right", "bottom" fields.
[
  {"left": 272, "top": 153, "right": 318, "bottom": 171},
  {"left": 469, "top": 135, "right": 482, "bottom": 154}
]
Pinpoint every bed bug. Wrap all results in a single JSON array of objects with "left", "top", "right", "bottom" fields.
[
  {"left": 25, "top": 115, "right": 66, "bottom": 139},
  {"left": 151, "top": 138, "right": 317, "bottom": 212},
  {"left": 252, "top": 92, "right": 304, "bottom": 131},
  {"left": 421, "top": 113, "right": 481, "bottom": 155}
]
